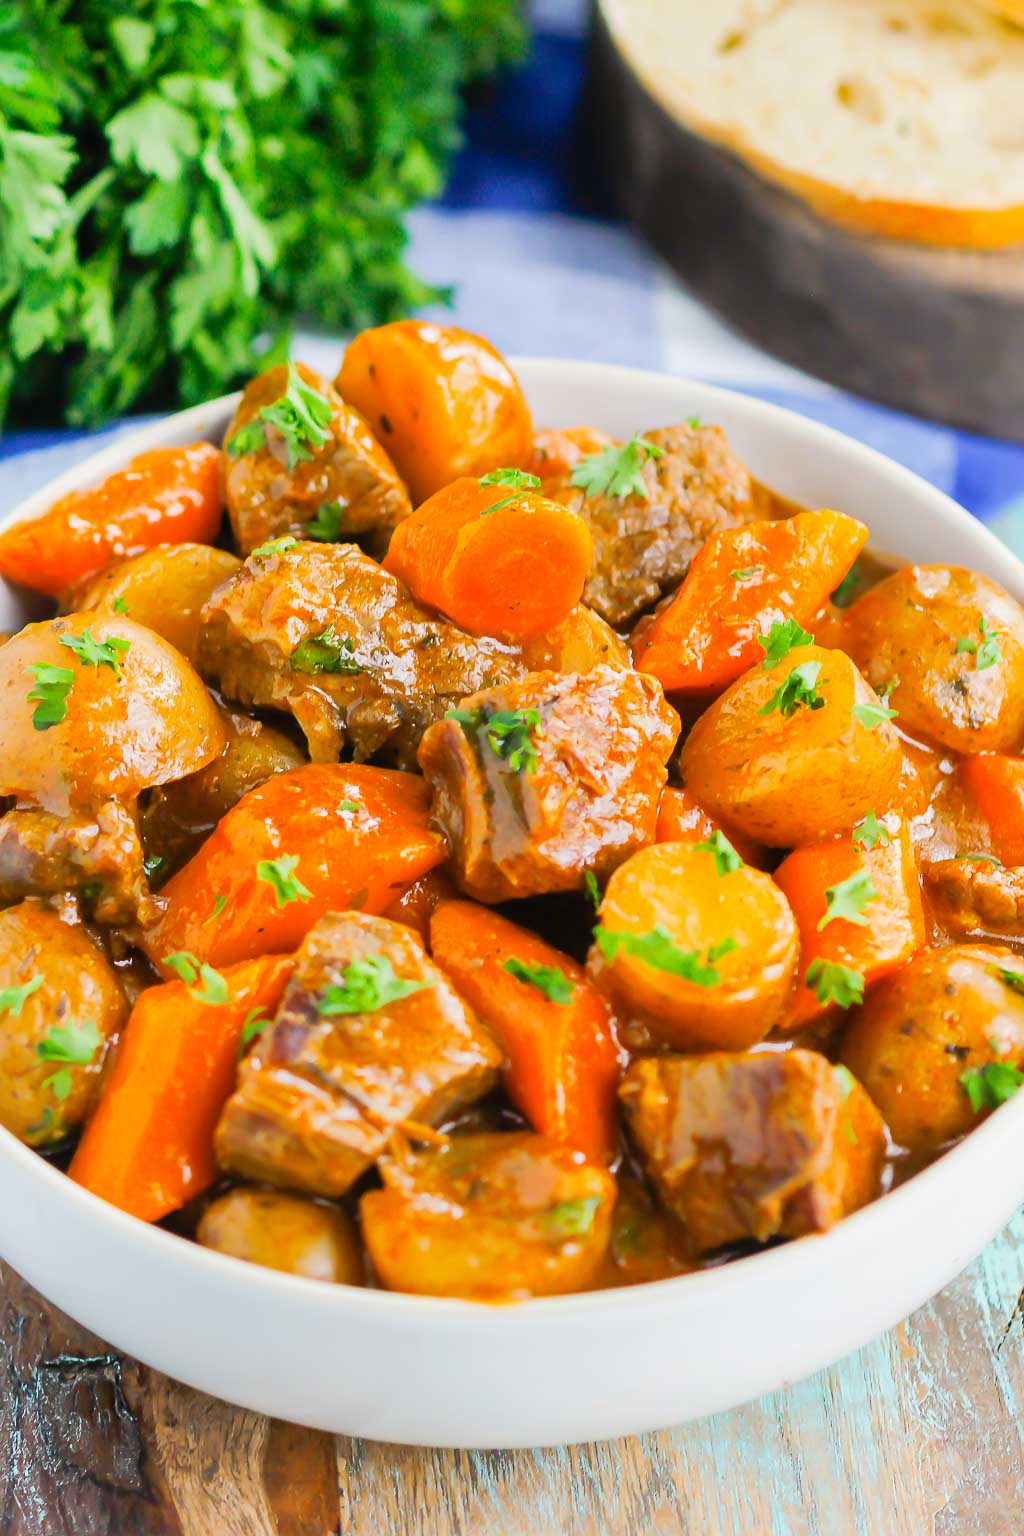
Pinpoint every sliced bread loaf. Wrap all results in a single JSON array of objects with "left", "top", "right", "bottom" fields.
[{"left": 598, "top": 0, "right": 1024, "bottom": 246}]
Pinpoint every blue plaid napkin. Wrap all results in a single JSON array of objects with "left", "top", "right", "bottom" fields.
[{"left": 4, "top": 0, "right": 1023, "bottom": 556}]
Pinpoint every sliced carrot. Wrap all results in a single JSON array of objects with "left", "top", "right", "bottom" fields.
[
  {"left": 961, "top": 754, "right": 1024, "bottom": 865},
  {"left": 0, "top": 444, "right": 223, "bottom": 603},
  {"left": 631, "top": 509, "right": 868, "bottom": 694},
  {"left": 69, "top": 954, "right": 293, "bottom": 1222},
  {"left": 773, "top": 811, "right": 926, "bottom": 1029},
  {"left": 140, "top": 764, "right": 444, "bottom": 972},
  {"left": 430, "top": 901, "right": 622, "bottom": 1164},
  {"left": 656, "top": 785, "right": 768, "bottom": 869},
  {"left": 384, "top": 475, "right": 593, "bottom": 640}
]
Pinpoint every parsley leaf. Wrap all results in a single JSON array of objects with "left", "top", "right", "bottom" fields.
[
  {"left": 960, "top": 1062, "right": 1024, "bottom": 1113},
  {"left": 318, "top": 955, "right": 429, "bottom": 1016},
  {"left": 250, "top": 535, "right": 298, "bottom": 559},
  {"left": 59, "top": 626, "right": 130, "bottom": 676},
  {"left": 290, "top": 626, "right": 362, "bottom": 675},
  {"left": 339, "top": 801, "right": 361, "bottom": 815},
  {"left": 26, "top": 662, "right": 75, "bottom": 730},
  {"left": 37, "top": 1018, "right": 101, "bottom": 1065},
  {"left": 227, "top": 362, "right": 333, "bottom": 468},
  {"left": 583, "top": 871, "right": 601, "bottom": 910},
  {"left": 203, "top": 894, "right": 229, "bottom": 926},
  {"left": 503, "top": 958, "right": 575, "bottom": 1005},
  {"left": 732, "top": 566, "right": 763, "bottom": 582},
  {"left": 759, "top": 661, "right": 825, "bottom": 718},
  {"left": 595, "top": 924, "right": 736, "bottom": 987},
  {"left": 831, "top": 562, "right": 867, "bottom": 609},
  {"left": 164, "top": 951, "right": 230, "bottom": 1006},
  {"left": 993, "top": 965, "right": 1024, "bottom": 996},
  {"left": 695, "top": 830, "right": 742, "bottom": 876},
  {"left": 479, "top": 468, "right": 540, "bottom": 491},
  {"left": 962, "top": 852, "right": 1003, "bottom": 866},
  {"left": 818, "top": 870, "right": 879, "bottom": 930},
  {"left": 852, "top": 700, "right": 898, "bottom": 731},
  {"left": 0, "top": 975, "right": 43, "bottom": 1016},
  {"left": 540, "top": 1196, "right": 602, "bottom": 1240},
  {"left": 449, "top": 706, "right": 542, "bottom": 774},
  {"left": 570, "top": 436, "right": 664, "bottom": 500},
  {"left": 238, "top": 1006, "right": 271, "bottom": 1058},
  {"left": 805, "top": 960, "right": 864, "bottom": 1008},
  {"left": 111, "top": 596, "right": 130, "bottom": 615},
  {"left": 306, "top": 501, "right": 346, "bottom": 541},
  {"left": 257, "top": 854, "right": 312, "bottom": 908},
  {"left": 956, "top": 618, "right": 1001, "bottom": 672},
  {"left": 757, "top": 619, "right": 813, "bottom": 670},
  {"left": 852, "top": 812, "right": 891, "bottom": 852}
]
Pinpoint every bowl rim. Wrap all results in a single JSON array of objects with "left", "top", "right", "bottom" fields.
[{"left": 4, "top": 354, "right": 1024, "bottom": 1325}]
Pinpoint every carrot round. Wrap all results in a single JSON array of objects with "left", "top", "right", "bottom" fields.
[
  {"left": 961, "top": 754, "right": 1024, "bottom": 865},
  {"left": 774, "top": 811, "right": 927, "bottom": 1028},
  {"left": 384, "top": 475, "right": 593, "bottom": 639},
  {"left": 0, "top": 444, "right": 223, "bottom": 603},
  {"left": 69, "top": 954, "right": 293, "bottom": 1222},
  {"left": 656, "top": 785, "right": 767, "bottom": 869},
  {"left": 632, "top": 510, "right": 868, "bottom": 693},
  {"left": 140, "top": 764, "right": 444, "bottom": 972},
  {"left": 591, "top": 841, "right": 799, "bottom": 1051},
  {"left": 336, "top": 320, "right": 533, "bottom": 504},
  {"left": 430, "top": 900, "right": 622, "bottom": 1164}
]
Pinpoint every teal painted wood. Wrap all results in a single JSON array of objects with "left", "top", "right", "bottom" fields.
[{"left": 336, "top": 1213, "right": 1024, "bottom": 1535}]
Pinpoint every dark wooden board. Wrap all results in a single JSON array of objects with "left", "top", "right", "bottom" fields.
[{"left": 588, "top": 6, "right": 1024, "bottom": 442}]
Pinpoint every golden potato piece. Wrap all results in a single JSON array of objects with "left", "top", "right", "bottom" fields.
[
  {"left": 197, "top": 1187, "right": 364, "bottom": 1284},
  {"left": 75, "top": 543, "right": 241, "bottom": 663}
]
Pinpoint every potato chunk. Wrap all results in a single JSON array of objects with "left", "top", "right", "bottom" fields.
[
  {"left": 74, "top": 543, "right": 241, "bottom": 663},
  {"left": 361, "top": 1133, "right": 615, "bottom": 1300},
  {"left": 197, "top": 1188, "right": 364, "bottom": 1284}
]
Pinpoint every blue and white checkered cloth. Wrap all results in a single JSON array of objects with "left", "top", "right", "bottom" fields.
[{"left": 5, "top": 0, "right": 1024, "bottom": 556}]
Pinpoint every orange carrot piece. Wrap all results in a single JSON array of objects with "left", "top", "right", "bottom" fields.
[
  {"left": 632, "top": 509, "right": 868, "bottom": 694},
  {"left": 525, "top": 427, "right": 616, "bottom": 483},
  {"left": 773, "top": 811, "right": 926, "bottom": 1028},
  {"left": 656, "top": 785, "right": 768, "bottom": 869},
  {"left": 430, "top": 901, "right": 623, "bottom": 1164},
  {"left": 384, "top": 475, "right": 593, "bottom": 639},
  {"left": 141, "top": 764, "right": 444, "bottom": 972},
  {"left": 0, "top": 444, "right": 223, "bottom": 602},
  {"left": 69, "top": 954, "right": 293, "bottom": 1222},
  {"left": 961, "top": 754, "right": 1024, "bottom": 866}
]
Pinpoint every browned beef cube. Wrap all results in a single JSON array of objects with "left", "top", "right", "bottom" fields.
[
  {"left": 548, "top": 423, "right": 753, "bottom": 627},
  {"left": 215, "top": 912, "right": 502, "bottom": 1196},
  {"left": 197, "top": 542, "right": 524, "bottom": 769},
  {"left": 619, "top": 1050, "right": 886, "bottom": 1253},
  {"left": 417, "top": 665, "right": 679, "bottom": 903}
]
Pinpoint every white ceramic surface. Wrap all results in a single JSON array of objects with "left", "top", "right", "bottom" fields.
[{"left": 1, "top": 359, "right": 1023, "bottom": 1450}]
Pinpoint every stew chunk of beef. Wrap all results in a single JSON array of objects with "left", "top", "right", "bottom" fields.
[
  {"left": 197, "top": 542, "right": 524, "bottom": 769},
  {"left": 417, "top": 665, "right": 680, "bottom": 903},
  {"left": 548, "top": 424, "right": 753, "bottom": 627},
  {"left": 923, "top": 857, "right": 1024, "bottom": 938},
  {"left": 619, "top": 1051, "right": 886, "bottom": 1253},
  {"left": 223, "top": 363, "right": 412, "bottom": 556},
  {"left": 215, "top": 912, "right": 502, "bottom": 1197}
]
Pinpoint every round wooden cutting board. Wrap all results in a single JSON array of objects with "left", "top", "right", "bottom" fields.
[{"left": 588, "top": 4, "right": 1024, "bottom": 441}]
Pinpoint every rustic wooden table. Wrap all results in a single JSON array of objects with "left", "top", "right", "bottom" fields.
[{"left": 3, "top": 1216, "right": 1022, "bottom": 1536}]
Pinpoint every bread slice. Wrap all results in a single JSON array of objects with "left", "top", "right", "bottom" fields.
[{"left": 598, "top": 0, "right": 1024, "bottom": 247}]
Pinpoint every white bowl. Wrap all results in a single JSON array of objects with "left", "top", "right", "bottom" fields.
[{"left": 2, "top": 359, "right": 1023, "bottom": 1450}]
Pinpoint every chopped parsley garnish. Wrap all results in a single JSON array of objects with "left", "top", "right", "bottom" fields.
[
  {"left": 203, "top": 894, "right": 228, "bottom": 926},
  {"left": 955, "top": 617, "right": 1001, "bottom": 672},
  {"left": 250, "top": 535, "right": 299, "bottom": 559},
  {"left": 318, "top": 954, "right": 429, "bottom": 1016},
  {"left": 290, "top": 626, "right": 362, "bottom": 676},
  {"left": 503, "top": 958, "right": 575, "bottom": 1005},
  {"left": 818, "top": 870, "right": 879, "bottom": 930},
  {"left": 37, "top": 1018, "right": 102, "bottom": 1101},
  {"left": 306, "top": 501, "right": 346, "bottom": 541},
  {"left": 26, "top": 662, "right": 74, "bottom": 730},
  {"left": 257, "top": 854, "right": 312, "bottom": 909},
  {"left": 695, "top": 829, "right": 742, "bottom": 876},
  {"left": 595, "top": 925, "right": 736, "bottom": 986},
  {"left": 143, "top": 854, "right": 166, "bottom": 883},
  {"left": 993, "top": 965, "right": 1024, "bottom": 996},
  {"left": 0, "top": 975, "right": 43, "bottom": 1016},
  {"left": 852, "top": 700, "right": 898, "bottom": 731},
  {"left": 448, "top": 706, "right": 542, "bottom": 774},
  {"left": 570, "top": 436, "right": 664, "bottom": 500},
  {"left": 540, "top": 1196, "right": 602, "bottom": 1240},
  {"left": 757, "top": 618, "right": 813, "bottom": 670},
  {"left": 479, "top": 468, "right": 541, "bottom": 491},
  {"left": 758, "top": 661, "right": 825, "bottom": 718},
  {"left": 960, "top": 1061, "right": 1024, "bottom": 1113},
  {"left": 852, "top": 811, "right": 891, "bottom": 852},
  {"left": 962, "top": 852, "right": 1003, "bottom": 866},
  {"left": 164, "top": 951, "right": 230, "bottom": 1006},
  {"left": 731, "top": 566, "right": 763, "bottom": 582},
  {"left": 227, "top": 363, "right": 333, "bottom": 469},
  {"left": 805, "top": 960, "right": 864, "bottom": 1008},
  {"left": 833, "top": 1064, "right": 857, "bottom": 1102},
  {"left": 583, "top": 871, "right": 601, "bottom": 909},
  {"left": 339, "top": 801, "right": 361, "bottom": 815},
  {"left": 831, "top": 561, "right": 866, "bottom": 609},
  {"left": 684, "top": 415, "right": 702, "bottom": 429},
  {"left": 111, "top": 596, "right": 130, "bottom": 615},
  {"left": 238, "top": 1007, "right": 271, "bottom": 1058},
  {"left": 59, "top": 626, "right": 130, "bottom": 676}
]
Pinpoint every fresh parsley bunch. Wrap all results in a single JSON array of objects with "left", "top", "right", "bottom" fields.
[{"left": 0, "top": 0, "right": 524, "bottom": 430}]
